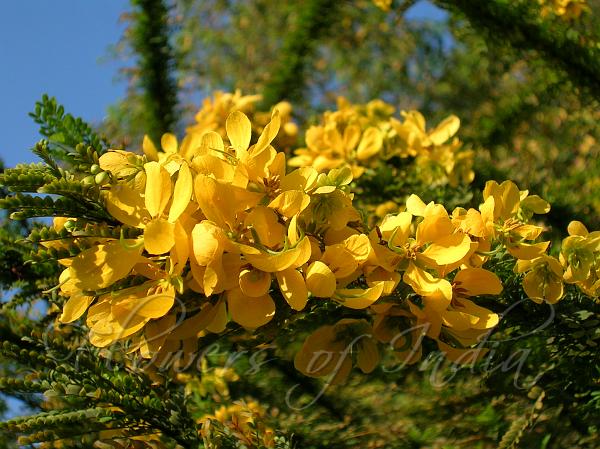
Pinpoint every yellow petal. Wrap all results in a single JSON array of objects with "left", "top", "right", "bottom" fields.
[
  {"left": 244, "top": 206, "right": 286, "bottom": 248},
  {"left": 105, "top": 184, "right": 149, "bottom": 228},
  {"left": 520, "top": 195, "right": 550, "bottom": 214},
  {"left": 420, "top": 233, "right": 472, "bottom": 266},
  {"left": 455, "top": 298, "right": 499, "bottom": 329},
  {"left": 454, "top": 268, "right": 503, "bottom": 296},
  {"left": 125, "top": 287, "right": 175, "bottom": 319},
  {"left": 206, "top": 299, "right": 228, "bottom": 333},
  {"left": 144, "top": 218, "right": 176, "bottom": 255},
  {"left": 161, "top": 133, "right": 178, "bottom": 154},
  {"left": 276, "top": 268, "right": 308, "bottom": 310},
  {"left": 357, "top": 338, "right": 379, "bottom": 373},
  {"left": 343, "top": 234, "right": 371, "bottom": 262},
  {"left": 356, "top": 127, "right": 383, "bottom": 160},
  {"left": 60, "top": 294, "right": 94, "bottom": 323},
  {"left": 171, "top": 220, "right": 190, "bottom": 271},
  {"left": 333, "top": 282, "right": 385, "bottom": 309},
  {"left": 567, "top": 220, "right": 588, "bottom": 236},
  {"left": 169, "top": 303, "right": 219, "bottom": 340},
  {"left": 226, "top": 111, "right": 251, "bottom": 152},
  {"left": 70, "top": 241, "right": 142, "bottom": 291},
  {"left": 507, "top": 241, "right": 550, "bottom": 260},
  {"left": 294, "top": 325, "right": 350, "bottom": 381},
  {"left": 305, "top": 261, "right": 337, "bottom": 297},
  {"left": 268, "top": 190, "right": 310, "bottom": 217},
  {"left": 365, "top": 268, "right": 400, "bottom": 295},
  {"left": 380, "top": 212, "right": 412, "bottom": 246},
  {"left": 239, "top": 237, "right": 310, "bottom": 273},
  {"left": 406, "top": 194, "right": 427, "bottom": 216},
  {"left": 428, "top": 115, "right": 460, "bottom": 145},
  {"left": 191, "top": 221, "right": 226, "bottom": 266},
  {"left": 144, "top": 161, "right": 172, "bottom": 217},
  {"left": 168, "top": 163, "right": 193, "bottom": 223},
  {"left": 403, "top": 262, "right": 452, "bottom": 301},
  {"left": 254, "top": 109, "right": 281, "bottom": 152},
  {"left": 227, "top": 288, "right": 275, "bottom": 329},
  {"left": 200, "top": 131, "right": 225, "bottom": 154},
  {"left": 142, "top": 135, "right": 159, "bottom": 161},
  {"left": 99, "top": 150, "right": 138, "bottom": 176},
  {"left": 239, "top": 268, "right": 272, "bottom": 297}
]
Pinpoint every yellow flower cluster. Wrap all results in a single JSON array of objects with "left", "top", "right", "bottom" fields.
[
  {"left": 288, "top": 97, "right": 474, "bottom": 187},
  {"left": 538, "top": 0, "right": 588, "bottom": 19},
  {"left": 50, "top": 99, "right": 599, "bottom": 383},
  {"left": 186, "top": 89, "right": 298, "bottom": 150}
]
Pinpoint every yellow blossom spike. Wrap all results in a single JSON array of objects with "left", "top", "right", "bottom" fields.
[
  {"left": 333, "top": 282, "right": 385, "bottom": 309},
  {"left": 142, "top": 135, "right": 159, "bottom": 161},
  {"left": 356, "top": 127, "right": 383, "bottom": 161},
  {"left": 70, "top": 241, "right": 142, "bottom": 291},
  {"left": 161, "top": 133, "right": 178, "bottom": 154},
  {"left": 239, "top": 268, "right": 272, "bottom": 297},
  {"left": 227, "top": 288, "right": 275, "bottom": 329},
  {"left": 168, "top": 163, "right": 193, "bottom": 223},
  {"left": 143, "top": 218, "right": 176, "bottom": 255},
  {"left": 276, "top": 268, "right": 308, "bottom": 311},
  {"left": 59, "top": 294, "right": 94, "bottom": 323},
  {"left": 144, "top": 161, "right": 172, "bottom": 218},
  {"left": 305, "top": 261, "right": 337, "bottom": 297},
  {"left": 226, "top": 111, "right": 252, "bottom": 152}
]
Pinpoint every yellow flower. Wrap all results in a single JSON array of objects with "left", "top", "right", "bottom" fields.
[
  {"left": 560, "top": 220, "right": 600, "bottom": 284},
  {"left": 516, "top": 255, "right": 564, "bottom": 304}
]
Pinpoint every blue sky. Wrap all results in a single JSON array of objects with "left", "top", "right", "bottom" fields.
[{"left": 0, "top": 1, "right": 129, "bottom": 167}]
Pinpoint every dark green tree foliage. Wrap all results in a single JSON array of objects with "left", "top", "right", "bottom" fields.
[
  {"left": 437, "top": 0, "right": 600, "bottom": 101},
  {"left": 129, "top": 0, "right": 178, "bottom": 143},
  {"left": 258, "top": 0, "right": 340, "bottom": 108}
]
